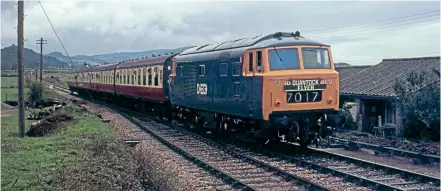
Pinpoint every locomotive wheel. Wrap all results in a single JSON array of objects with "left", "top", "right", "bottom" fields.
[
  {"left": 166, "top": 108, "right": 173, "bottom": 122},
  {"left": 287, "top": 121, "right": 300, "bottom": 143},
  {"left": 298, "top": 122, "right": 309, "bottom": 149}
]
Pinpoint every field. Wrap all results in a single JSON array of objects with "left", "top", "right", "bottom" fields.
[{"left": 1, "top": 80, "right": 144, "bottom": 190}]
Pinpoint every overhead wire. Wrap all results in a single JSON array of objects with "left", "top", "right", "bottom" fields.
[
  {"left": 302, "top": 10, "right": 441, "bottom": 64},
  {"left": 309, "top": 14, "right": 440, "bottom": 38},
  {"left": 336, "top": 51, "right": 441, "bottom": 64},
  {"left": 37, "top": 0, "right": 74, "bottom": 67},
  {"left": 304, "top": 9, "right": 440, "bottom": 33},
  {"left": 316, "top": 18, "right": 439, "bottom": 40}
]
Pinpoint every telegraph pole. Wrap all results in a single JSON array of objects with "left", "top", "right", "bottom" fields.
[
  {"left": 17, "top": 0, "right": 25, "bottom": 137},
  {"left": 36, "top": 38, "right": 47, "bottom": 82}
]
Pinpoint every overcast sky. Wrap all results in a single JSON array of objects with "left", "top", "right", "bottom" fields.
[{"left": 1, "top": 0, "right": 440, "bottom": 65}]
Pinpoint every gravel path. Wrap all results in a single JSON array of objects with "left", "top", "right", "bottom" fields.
[
  {"left": 57, "top": 92, "right": 238, "bottom": 191},
  {"left": 1, "top": 102, "right": 16, "bottom": 117},
  {"left": 334, "top": 131, "right": 440, "bottom": 156},
  {"left": 325, "top": 148, "right": 440, "bottom": 178}
]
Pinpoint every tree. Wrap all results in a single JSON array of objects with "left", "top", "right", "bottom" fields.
[{"left": 393, "top": 70, "right": 440, "bottom": 141}]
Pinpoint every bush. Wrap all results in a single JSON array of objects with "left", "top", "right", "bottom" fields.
[
  {"left": 26, "top": 81, "right": 44, "bottom": 104},
  {"left": 393, "top": 70, "right": 440, "bottom": 141},
  {"left": 338, "top": 102, "right": 357, "bottom": 130}
]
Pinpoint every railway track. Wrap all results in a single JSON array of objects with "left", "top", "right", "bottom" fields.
[
  {"left": 228, "top": 144, "right": 440, "bottom": 191},
  {"left": 48, "top": 83, "right": 328, "bottom": 190},
  {"left": 47, "top": 83, "right": 440, "bottom": 191},
  {"left": 116, "top": 107, "right": 337, "bottom": 191}
]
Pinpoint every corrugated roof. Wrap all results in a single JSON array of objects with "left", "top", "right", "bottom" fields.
[
  {"left": 336, "top": 65, "right": 371, "bottom": 81},
  {"left": 340, "top": 56, "right": 440, "bottom": 98}
]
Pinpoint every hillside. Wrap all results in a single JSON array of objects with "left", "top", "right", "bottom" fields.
[
  {"left": 47, "top": 46, "right": 194, "bottom": 64},
  {"left": 1, "top": 45, "right": 69, "bottom": 70}
]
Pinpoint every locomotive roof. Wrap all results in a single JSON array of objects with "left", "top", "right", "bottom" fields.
[
  {"left": 178, "top": 32, "right": 328, "bottom": 56},
  {"left": 115, "top": 53, "right": 178, "bottom": 69}
]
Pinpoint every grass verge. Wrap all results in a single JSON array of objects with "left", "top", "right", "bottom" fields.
[{"left": 1, "top": 102, "right": 144, "bottom": 190}]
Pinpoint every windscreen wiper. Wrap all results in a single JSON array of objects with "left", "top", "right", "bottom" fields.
[{"left": 273, "top": 46, "right": 289, "bottom": 69}]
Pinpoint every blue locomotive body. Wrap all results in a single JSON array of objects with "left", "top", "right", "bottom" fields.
[{"left": 169, "top": 44, "right": 264, "bottom": 120}]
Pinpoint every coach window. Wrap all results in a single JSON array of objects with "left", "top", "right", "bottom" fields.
[
  {"left": 142, "top": 68, "right": 147, "bottom": 86},
  {"left": 138, "top": 68, "right": 141, "bottom": 85},
  {"left": 120, "top": 71, "right": 123, "bottom": 84},
  {"left": 132, "top": 70, "right": 136, "bottom": 85},
  {"left": 111, "top": 71, "right": 114, "bottom": 84},
  {"left": 199, "top": 65, "right": 205, "bottom": 76},
  {"left": 126, "top": 70, "right": 129, "bottom": 84},
  {"left": 127, "top": 69, "right": 129, "bottom": 84},
  {"left": 116, "top": 71, "right": 120, "bottom": 84},
  {"left": 127, "top": 69, "right": 132, "bottom": 85},
  {"left": 159, "top": 69, "right": 162, "bottom": 86},
  {"left": 256, "top": 51, "right": 263, "bottom": 72},
  {"left": 154, "top": 67, "right": 159, "bottom": 86},
  {"left": 148, "top": 68, "right": 153, "bottom": 86},
  {"left": 122, "top": 69, "right": 127, "bottom": 84},
  {"left": 232, "top": 62, "right": 241, "bottom": 76},
  {"left": 220, "top": 63, "right": 228, "bottom": 76}
]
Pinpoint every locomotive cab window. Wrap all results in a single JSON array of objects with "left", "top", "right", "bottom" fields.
[
  {"left": 302, "top": 48, "right": 331, "bottom": 69},
  {"left": 269, "top": 48, "right": 300, "bottom": 70},
  {"left": 179, "top": 66, "right": 183, "bottom": 76},
  {"left": 256, "top": 51, "right": 263, "bottom": 72},
  {"left": 199, "top": 65, "right": 205, "bottom": 76},
  {"left": 248, "top": 52, "right": 253, "bottom": 72},
  {"left": 220, "top": 63, "right": 228, "bottom": 76}
]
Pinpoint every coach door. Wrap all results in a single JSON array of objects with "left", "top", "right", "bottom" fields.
[{"left": 244, "top": 51, "right": 255, "bottom": 117}]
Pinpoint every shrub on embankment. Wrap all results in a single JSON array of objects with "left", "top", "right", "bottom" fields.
[{"left": 393, "top": 70, "right": 440, "bottom": 141}]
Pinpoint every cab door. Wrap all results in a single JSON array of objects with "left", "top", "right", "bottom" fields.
[{"left": 244, "top": 51, "right": 255, "bottom": 117}]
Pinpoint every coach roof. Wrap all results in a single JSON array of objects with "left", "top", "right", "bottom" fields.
[
  {"left": 71, "top": 65, "right": 99, "bottom": 74},
  {"left": 116, "top": 53, "right": 179, "bottom": 69},
  {"left": 178, "top": 32, "right": 328, "bottom": 56},
  {"left": 89, "top": 63, "right": 118, "bottom": 72}
]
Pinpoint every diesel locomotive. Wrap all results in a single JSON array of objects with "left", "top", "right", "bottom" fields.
[{"left": 67, "top": 31, "right": 343, "bottom": 148}]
